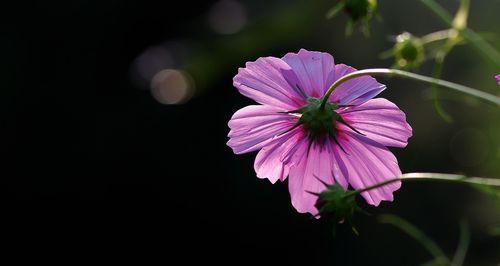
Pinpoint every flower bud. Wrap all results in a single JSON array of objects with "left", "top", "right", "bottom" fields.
[
  {"left": 393, "top": 32, "right": 425, "bottom": 69},
  {"left": 343, "top": 0, "right": 377, "bottom": 22},
  {"left": 314, "top": 183, "right": 359, "bottom": 223},
  {"left": 326, "top": 0, "right": 377, "bottom": 36}
]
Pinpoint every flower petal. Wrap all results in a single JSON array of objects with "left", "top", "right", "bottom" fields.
[
  {"left": 282, "top": 49, "right": 336, "bottom": 98},
  {"left": 233, "top": 56, "right": 307, "bottom": 110},
  {"left": 338, "top": 98, "right": 412, "bottom": 148},
  {"left": 254, "top": 128, "right": 304, "bottom": 184},
  {"left": 227, "top": 105, "right": 297, "bottom": 154},
  {"left": 334, "top": 132, "right": 402, "bottom": 206},
  {"left": 329, "top": 64, "right": 386, "bottom": 105},
  {"left": 287, "top": 139, "right": 348, "bottom": 215}
]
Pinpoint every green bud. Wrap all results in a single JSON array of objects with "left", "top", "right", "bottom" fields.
[
  {"left": 343, "top": 0, "right": 377, "bottom": 22},
  {"left": 314, "top": 183, "right": 359, "bottom": 224},
  {"left": 326, "top": 0, "right": 377, "bottom": 36},
  {"left": 394, "top": 32, "right": 425, "bottom": 69}
]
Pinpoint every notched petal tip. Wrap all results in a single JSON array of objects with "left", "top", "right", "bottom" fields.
[
  {"left": 282, "top": 49, "right": 336, "bottom": 97},
  {"left": 256, "top": 172, "right": 280, "bottom": 184},
  {"left": 362, "top": 177, "right": 401, "bottom": 207},
  {"left": 226, "top": 138, "right": 246, "bottom": 155}
]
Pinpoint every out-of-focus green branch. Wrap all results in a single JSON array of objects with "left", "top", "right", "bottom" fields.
[
  {"left": 420, "top": 29, "right": 454, "bottom": 45},
  {"left": 420, "top": 0, "right": 500, "bottom": 68},
  {"left": 321, "top": 68, "right": 500, "bottom": 108},
  {"left": 451, "top": 221, "right": 470, "bottom": 266},
  {"left": 428, "top": 0, "right": 470, "bottom": 123},
  {"left": 379, "top": 215, "right": 450, "bottom": 264},
  {"left": 380, "top": 216, "right": 471, "bottom": 266}
]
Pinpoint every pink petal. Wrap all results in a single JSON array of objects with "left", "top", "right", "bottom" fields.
[
  {"left": 227, "top": 105, "right": 297, "bottom": 154},
  {"left": 338, "top": 98, "right": 412, "bottom": 148},
  {"left": 334, "top": 132, "right": 402, "bottom": 206},
  {"left": 329, "top": 64, "right": 386, "bottom": 105},
  {"left": 282, "top": 49, "right": 336, "bottom": 98},
  {"left": 254, "top": 128, "right": 304, "bottom": 184},
  {"left": 233, "top": 57, "right": 307, "bottom": 110},
  {"left": 287, "top": 139, "right": 348, "bottom": 215}
]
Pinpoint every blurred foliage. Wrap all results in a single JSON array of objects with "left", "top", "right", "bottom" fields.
[
  {"left": 326, "top": 0, "right": 378, "bottom": 36},
  {"left": 380, "top": 215, "right": 470, "bottom": 266},
  {"left": 391, "top": 32, "right": 425, "bottom": 69}
]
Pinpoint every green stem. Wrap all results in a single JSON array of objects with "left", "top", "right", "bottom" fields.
[
  {"left": 319, "top": 68, "right": 500, "bottom": 109},
  {"left": 462, "top": 28, "right": 500, "bottom": 67},
  {"left": 349, "top": 172, "right": 500, "bottom": 196},
  {"left": 325, "top": 1, "right": 345, "bottom": 19},
  {"left": 420, "top": 0, "right": 500, "bottom": 68},
  {"left": 379, "top": 214, "right": 450, "bottom": 263},
  {"left": 451, "top": 220, "right": 470, "bottom": 266},
  {"left": 420, "top": 0, "right": 453, "bottom": 24},
  {"left": 420, "top": 29, "right": 454, "bottom": 45},
  {"left": 431, "top": 45, "right": 454, "bottom": 123}
]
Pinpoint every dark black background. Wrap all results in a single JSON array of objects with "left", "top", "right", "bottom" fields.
[{"left": 4, "top": 0, "right": 500, "bottom": 265}]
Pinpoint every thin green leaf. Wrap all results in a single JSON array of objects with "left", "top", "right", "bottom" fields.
[
  {"left": 451, "top": 220, "right": 470, "bottom": 266},
  {"left": 326, "top": 2, "right": 345, "bottom": 19},
  {"left": 379, "top": 215, "right": 450, "bottom": 264},
  {"left": 431, "top": 59, "right": 454, "bottom": 123},
  {"left": 420, "top": 0, "right": 453, "bottom": 24},
  {"left": 420, "top": 0, "right": 500, "bottom": 68},
  {"left": 452, "top": 0, "right": 469, "bottom": 30}
]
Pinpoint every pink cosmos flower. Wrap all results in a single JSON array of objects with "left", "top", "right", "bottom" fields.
[
  {"left": 227, "top": 49, "right": 412, "bottom": 216},
  {"left": 495, "top": 74, "right": 500, "bottom": 85}
]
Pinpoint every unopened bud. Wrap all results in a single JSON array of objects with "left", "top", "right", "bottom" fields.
[
  {"left": 327, "top": 0, "right": 378, "bottom": 36},
  {"left": 343, "top": 0, "right": 377, "bottom": 22},
  {"left": 314, "top": 184, "right": 359, "bottom": 223},
  {"left": 394, "top": 32, "right": 425, "bottom": 69}
]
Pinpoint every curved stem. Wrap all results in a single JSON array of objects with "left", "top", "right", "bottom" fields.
[
  {"left": 379, "top": 214, "right": 449, "bottom": 263},
  {"left": 320, "top": 68, "right": 500, "bottom": 109},
  {"left": 420, "top": 29, "right": 454, "bottom": 45},
  {"left": 431, "top": 46, "right": 454, "bottom": 123},
  {"left": 350, "top": 172, "right": 500, "bottom": 196},
  {"left": 420, "top": 0, "right": 500, "bottom": 68},
  {"left": 452, "top": 220, "right": 470, "bottom": 266}
]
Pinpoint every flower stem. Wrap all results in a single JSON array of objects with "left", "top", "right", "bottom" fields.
[
  {"left": 420, "top": 29, "right": 454, "bottom": 45},
  {"left": 420, "top": 0, "right": 453, "bottom": 24},
  {"left": 349, "top": 172, "right": 500, "bottom": 197},
  {"left": 320, "top": 68, "right": 500, "bottom": 109},
  {"left": 379, "top": 214, "right": 450, "bottom": 264},
  {"left": 452, "top": 220, "right": 470, "bottom": 266},
  {"left": 420, "top": 0, "right": 500, "bottom": 68}
]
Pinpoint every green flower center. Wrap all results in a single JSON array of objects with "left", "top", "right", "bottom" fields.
[{"left": 297, "top": 97, "right": 340, "bottom": 140}]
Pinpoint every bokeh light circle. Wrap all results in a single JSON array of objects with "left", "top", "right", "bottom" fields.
[
  {"left": 150, "top": 69, "right": 195, "bottom": 105},
  {"left": 208, "top": 0, "right": 247, "bottom": 35}
]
